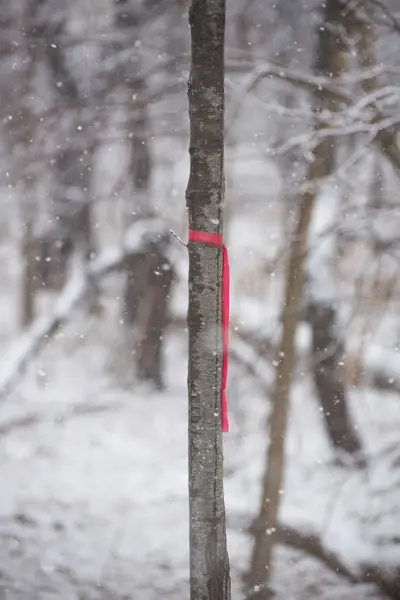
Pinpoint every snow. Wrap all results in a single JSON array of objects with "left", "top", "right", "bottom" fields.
[
  {"left": 0, "top": 209, "right": 398, "bottom": 598},
  {"left": 1, "top": 2, "right": 400, "bottom": 598},
  {"left": 0, "top": 290, "right": 398, "bottom": 599},
  {"left": 1, "top": 225, "right": 393, "bottom": 598},
  {"left": 307, "top": 186, "right": 341, "bottom": 306},
  {"left": 0, "top": 265, "right": 86, "bottom": 402}
]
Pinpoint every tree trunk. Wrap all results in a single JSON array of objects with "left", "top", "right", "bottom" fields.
[
  {"left": 306, "top": 1, "right": 383, "bottom": 461},
  {"left": 114, "top": 1, "right": 173, "bottom": 388},
  {"left": 307, "top": 303, "right": 363, "bottom": 456},
  {"left": 186, "top": 1, "right": 230, "bottom": 599},
  {"left": 51, "top": 135, "right": 93, "bottom": 259},
  {"left": 245, "top": 1, "right": 351, "bottom": 596},
  {"left": 38, "top": 11, "right": 94, "bottom": 287},
  {"left": 245, "top": 187, "right": 315, "bottom": 600},
  {"left": 18, "top": 2, "right": 42, "bottom": 328},
  {"left": 128, "top": 74, "right": 152, "bottom": 221},
  {"left": 306, "top": 189, "right": 363, "bottom": 458},
  {"left": 21, "top": 218, "right": 36, "bottom": 328},
  {"left": 304, "top": 0, "right": 364, "bottom": 459},
  {"left": 124, "top": 235, "right": 174, "bottom": 389}
]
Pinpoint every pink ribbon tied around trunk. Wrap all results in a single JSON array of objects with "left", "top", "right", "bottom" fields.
[{"left": 188, "top": 229, "right": 229, "bottom": 432}]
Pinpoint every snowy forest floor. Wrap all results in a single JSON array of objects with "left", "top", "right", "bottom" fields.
[{"left": 0, "top": 265, "right": 400, "bottom": 599}]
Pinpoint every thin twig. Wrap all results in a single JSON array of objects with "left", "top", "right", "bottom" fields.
[
  {"left": 368, "top": 0, "right": 400, "bottom": 35},
  {"left": 169, "top": 229, "right": 187, "bottom": 247}
]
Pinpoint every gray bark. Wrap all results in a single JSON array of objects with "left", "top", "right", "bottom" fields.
[{"left": 186, "top": 1, "right": 231, "bottom": 599}]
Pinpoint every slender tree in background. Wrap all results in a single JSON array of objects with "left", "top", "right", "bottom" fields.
[
  {"left": 33, "top": 6, "right": 94, "bottom": 290},
  {"left": 304, "top": 0, "right": 363, "bottom": 459},
  {"left": 114, "top": 0, "right": 175, "bottom": 388},
  {"left": 186, "top": 1, "right": 230, "bottom": 599},
  {"left": 245, "top": 1, "right": 352, "bottom": 597},
  {"left": 19, "top": 2, "right": 41, "bottom": 328}
]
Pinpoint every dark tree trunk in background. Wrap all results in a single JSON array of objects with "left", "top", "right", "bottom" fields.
[
  {"left": 114, "top": 1, "right": 153, "bottom": 223},
  {"left": 21, "top": 218, "right": 36, "bottom": 328},
  {"left": 115, "top": 0, "right": 173, "bottom": 388},
  {"left": 186, "top": 1, "right": 230, "bottom": 599},
  {"left": 34, "top": 10, "right": 94, "bottom": 290},
  {"left": 124, "top": 235, "right": 173, "bottom": 389},
  {"left": 308, "top": 304, "right": 362, "bottom": 456},
  {"left": 35, "top": 230, "right": 72, "bottom": 291},
  {"left": 305, "top": 0, "right": 363, "bottom": 458},
  {"left": 129, "top": 75, "right": 152, "bottom": 219},
  {"left": 18, "top": 2, "right": 43, "bottom": 327},
  {"left": 51, "top": 139, "right": 93, "bottom": 258},
  {"left": 0, "top": 2, "right": 44, "bottom": 327}
]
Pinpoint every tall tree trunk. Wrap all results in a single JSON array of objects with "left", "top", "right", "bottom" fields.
[
  {"left": 305, "top": 0, "right": 363, "bottom": 460},
  {"left": 114, "top": 1, "right": 173, "bottom": 388},
  {"left": 245, "top": 1, "right": 350, "bottom": 596},
  {"left": 18, "top": 2, "right": 42, "bottom": 328},
  {"left": 21, "top": 217, "right": 36, "bottom": 328},
  {"left": 307, "top": 301, "right": 363, "bottom": 457},
  {"left": 36, "top": 10, "right": 94, "bottom": 289},
  {"left": 186, "top": 1, "right": 230, "bottom": 599},
  {"left": 125, "top": 73, "right": 159, "bottom": 383},
  {"left": 51, "top": 128, "right": 93, "bottom": 258},
  {"left": 306, "top": 0, "right": 388, "bottom": 460}
]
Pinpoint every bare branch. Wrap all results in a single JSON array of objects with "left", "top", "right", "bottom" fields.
[
  {"left": 233, "top": 513, "right": 398, "bottom": 600},
  {"left": 273, "top": 115, "right": 400, "bottom": 157},
  {"left": 227, "top": 63, "right": 353, "bottom": 131},
  {"left": 276, "top": 524, "right": 358, "bottom": 583},
  {"left": 367, "top": 0, "right": 400, "bottom": 35},
  {"left": 228, "top": 61, "right": 400, "bottom": 175},
  {"left": 169, "top": 229, "right": 187, "bottom": 247}
]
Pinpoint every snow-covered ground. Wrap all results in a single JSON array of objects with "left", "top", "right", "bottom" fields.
[
  {"left": 0, "top": 204, "right": 399, "bottom": 599},
  {"left": 0, "top": 275, "right": 399, "bottom": 599}
]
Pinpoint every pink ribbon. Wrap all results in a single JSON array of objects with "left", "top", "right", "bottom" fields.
[{"left": 189, "top": 229, "right": 229, "bottom": 432}]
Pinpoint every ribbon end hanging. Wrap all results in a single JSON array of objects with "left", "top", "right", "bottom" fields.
[{"left": 221, "top": 390, "right": 229, "bottom": 433}]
